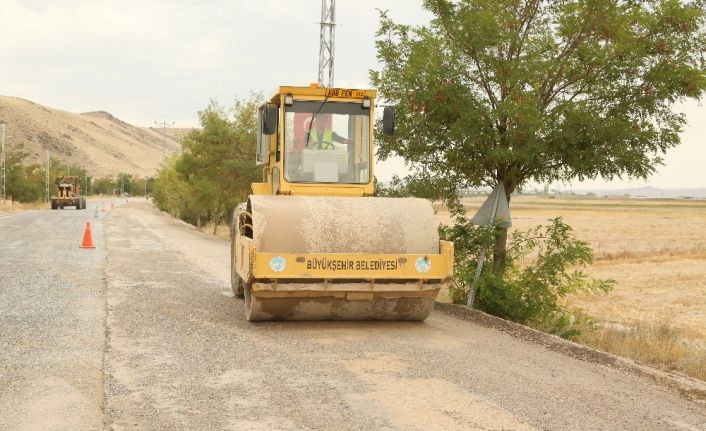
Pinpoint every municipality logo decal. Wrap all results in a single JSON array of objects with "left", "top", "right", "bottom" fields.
[
  {"left": 415, "top": 256, "right": 431, "bottom": 273},
  {"left": 269, "top": 256, "right": 286, "bottom": 272}
]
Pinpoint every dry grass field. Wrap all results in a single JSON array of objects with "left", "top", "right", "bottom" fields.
[
  {"left": 0, "top": 200, "right": 46, "bottom": 213},
  {"left": 436, "top": 195, "right": 706, "bottom": 380}
]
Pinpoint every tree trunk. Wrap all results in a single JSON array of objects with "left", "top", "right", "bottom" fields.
[
  {"left": 492, "top": 225, "right": 508, "bottom": 278},
  {"left": 212, "top": 216, "right": 220, "bottom": 235},
  {"left": 492, "top": 183, "right": 513, "bottom": 279}
]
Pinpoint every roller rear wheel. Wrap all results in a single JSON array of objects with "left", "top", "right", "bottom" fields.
[
  {"left": 230, "top": 215, "right": 244, "bottom": 299},
  {"left": 243, "top": 287, "right": 436, "bottom": 322},
  {"left": 244, "top": 283, "right": 256, "bottom": 321}
]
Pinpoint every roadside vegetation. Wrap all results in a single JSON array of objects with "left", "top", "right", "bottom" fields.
[
  {"left": 373, "top": 0, "right": 706, "bottom": 380},
  {"left": 378, "top": 180, "right": 614, "bottom": 338},
  {"left": 151, "top": 95, "right": 261, "bottom": 234},
  {"left": 442, "top": 210, "right": 614, "bottom": 339},
  {"left": 579, "top": 318, "right": 706, "bottom": 381},
  {"left": 425, "top": 195, "right": 706, "bottom": 381},
  {"left": 0, "top": 146, "right": 148, "bottom": 210}
]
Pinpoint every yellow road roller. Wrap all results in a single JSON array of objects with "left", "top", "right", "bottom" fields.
[{"left": 230, "top": 85, "right": 453, "bottom": 321}]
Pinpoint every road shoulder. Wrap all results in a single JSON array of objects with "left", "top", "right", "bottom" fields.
[{"left": 435, "top": 302, "right": 706, "bottom": 407}]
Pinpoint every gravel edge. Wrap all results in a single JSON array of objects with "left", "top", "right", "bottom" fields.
[
  {"left": 433, "top": 302, "right": 706, "bottom": 407},
  {"left": 117, "top": 202, "right": 706, "bottom": 408}
]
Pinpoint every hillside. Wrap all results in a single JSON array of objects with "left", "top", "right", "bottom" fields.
[{"left": 0, "top": 95, "right": 181, "bottom": 177}]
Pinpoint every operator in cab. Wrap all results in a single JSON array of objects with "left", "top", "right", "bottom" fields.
[{"left": 305, "top": 114, "right": 352, "bottom": 150}]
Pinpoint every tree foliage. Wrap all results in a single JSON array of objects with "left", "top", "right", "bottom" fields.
[
  {"left": 91, "top": 177, "right": 117, "bottom": 195},
  {"left": 1, "top": 145, "right": 151, "bottom": 204},
  {"left": 152, "top": 95, "right": 262, "bottom": 233},
  {"left": 3, "top": 147, "right": 92, "bottom": 203},
  {"left": 371, "top": 0, "right": 706, "bottom": 277},
  {"left": 373, "top": 0, "right": 706, "bottom": 187}
]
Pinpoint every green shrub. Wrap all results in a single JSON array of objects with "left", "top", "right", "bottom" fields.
[{"left": 441, "top": 213, "right": 613, "bottom": 338}]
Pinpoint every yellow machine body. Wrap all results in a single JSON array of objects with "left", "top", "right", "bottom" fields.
[
  {"left": 51, "top": 176, "right": 86, "bottom": 210},
  {"left": 231, "top": 85, "right": 453, "bottom": 321},
  {"left": 251, "top": 85, "right": 376, "bottom": 197}
]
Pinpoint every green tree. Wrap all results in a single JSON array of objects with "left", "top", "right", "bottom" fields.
[
  {"left": 152, "top": 155, "right": 195, "bottom": 221},
  {"left": 5, "top": 148, "right": 43, "bottom": 203},
  {"left": 129, "top": 177, "right": 151, "bottom": 197},
  {"left": 116, "top": 173, "right": 133, "bottom": 195},
  {"left": 153, "top": 95, "right": 262, "bottom": 233},
  {"left": 92, "top": 177, "right": 117, "bottom": 195},
  {"left": 372, "top": 0, "right": 706, "bottom": 279}
]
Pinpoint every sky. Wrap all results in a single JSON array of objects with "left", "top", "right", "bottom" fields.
[{"left": 0, "top": 0, "right": 704, "bottom": 189}]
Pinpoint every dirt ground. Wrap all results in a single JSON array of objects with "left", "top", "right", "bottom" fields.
[
  {"left": 5, "top": 199, "right": 706, "bottom": 429},
  {"left": 436, "top": 195, "right": 706, "bottom": 350},
  {"left": 0, "top": 197, "right": 122, "bottom": 213},
  {"left": 0, "top": 200, "right": 45, "bottom": 213},
  {"left": 95, "top": 201, "right": 706, "bottom": 429}
]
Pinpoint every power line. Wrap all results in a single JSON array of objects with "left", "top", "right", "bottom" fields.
[{"left": 154, "top": 120, "right": 175, "bottom": 158}]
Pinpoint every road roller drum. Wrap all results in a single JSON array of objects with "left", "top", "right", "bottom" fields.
[{"left": 232, "top": 196, "right": 449, "bottom": 321}]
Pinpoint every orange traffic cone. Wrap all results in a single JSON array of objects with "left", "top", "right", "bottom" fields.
[{"left": 80, "top": 222, "right": 96, "bottom": 249}]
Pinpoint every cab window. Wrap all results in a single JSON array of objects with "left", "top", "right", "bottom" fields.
[{"left": 283, "top": 101, "right": 370, "bottom": 184}]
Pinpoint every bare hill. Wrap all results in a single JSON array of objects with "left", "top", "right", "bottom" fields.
[{"left": 0, "top": 95, "right": 181, "bottom": 177}]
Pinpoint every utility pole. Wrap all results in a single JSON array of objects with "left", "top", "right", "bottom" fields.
[
  {"left": 318, "top": 0, "right": 336, "bottom": 87},
  {"left": 154, "top": 121, "right": 175, "bottom": 158},
  {"left": 1, "top": 122, "right": 6, "bottom": 206},
  {"left": 45, "top": 150, "right": 50, "bottom": 203}
]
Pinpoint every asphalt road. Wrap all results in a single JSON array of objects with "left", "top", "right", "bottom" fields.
[
  {"left": 1, "top": 201, "right": 706, "bottom": 430},
  {"left": 0, "top": 200, "right": 112, "bottom": 430}
]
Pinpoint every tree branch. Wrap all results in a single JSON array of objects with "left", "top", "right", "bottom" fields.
[
  {"left": 437, "top": 11, "right": 500, "bottom": 109},
  {"left": 508, "top": 0, "right": 541, "bottom": 61}
]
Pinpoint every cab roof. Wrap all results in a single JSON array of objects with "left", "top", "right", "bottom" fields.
[{"left": 269, "top": 85, "right": 376, "bottom": 104}]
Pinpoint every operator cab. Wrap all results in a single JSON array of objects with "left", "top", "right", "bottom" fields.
[{"left": 254, "top": 86, "right": 394, "bottom": 197}]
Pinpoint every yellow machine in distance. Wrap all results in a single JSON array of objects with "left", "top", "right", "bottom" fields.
[
  {"left": 51, "top": 176, "right": 86, "bottom": 210},
  {"left": 230, "top": 85, "right": 453, "bottom": 321}
]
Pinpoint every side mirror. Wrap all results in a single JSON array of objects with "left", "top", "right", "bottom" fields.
[
  {"left": 263, "top": 103, "right": 278, "bottom": 135},
  {"left": 382, "top": 107, "right": 395, "bottom": 136}
]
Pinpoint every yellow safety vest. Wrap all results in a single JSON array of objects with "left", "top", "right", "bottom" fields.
[{"left": 309, "top": 129, "right": 334, "bottom": 150}]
